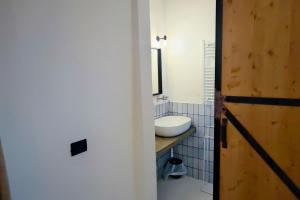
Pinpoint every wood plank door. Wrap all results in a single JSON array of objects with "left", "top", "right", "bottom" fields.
[
  {"left": 214, "top": 0, "right": 300, "bottom": 199},
  {"left": 0, "top": 140, "right": 10, "bottom": 200}
]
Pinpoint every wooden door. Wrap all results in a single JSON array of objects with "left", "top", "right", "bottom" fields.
[
  {"left": 214, "top": 0, "right": 300, "bottom": 199},
  {"left": 0, "top": 140, "right": 10, "bottom": 200}
]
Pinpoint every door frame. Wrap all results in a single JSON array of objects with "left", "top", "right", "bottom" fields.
[
  {"left": 213, "top": 0, "right": 223, "bottom": 199},
  {"left": 213, "top": 1, "right": 300, "bottom": 199}
]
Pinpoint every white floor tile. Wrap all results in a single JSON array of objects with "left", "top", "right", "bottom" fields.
[{"left": 157, "top": 176, "right": 213, "bottom": 200}]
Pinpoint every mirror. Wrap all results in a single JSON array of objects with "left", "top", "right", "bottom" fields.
[{"left": 151, "top": 48, "right": 162, "bottom": 95}]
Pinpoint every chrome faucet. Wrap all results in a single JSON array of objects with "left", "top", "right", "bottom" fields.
[{"left": 157, "top": 95, "right": 168, "bottom": 101}]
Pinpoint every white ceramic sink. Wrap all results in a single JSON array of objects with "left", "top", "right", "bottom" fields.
[{"left": 155, "top": 116, "right": 192, "bottom": 137}]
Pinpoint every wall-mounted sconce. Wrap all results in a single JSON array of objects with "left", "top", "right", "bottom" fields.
[
  {"left": 156, "top": 35, "right": 167, "bottom": 47},
  {"left": 156, "top": 35, "right": 167, "bottom": 42}
]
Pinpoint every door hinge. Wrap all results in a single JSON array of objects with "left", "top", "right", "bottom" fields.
[{"left": 215, "top": 90, "right": 226, "bottom": 119}]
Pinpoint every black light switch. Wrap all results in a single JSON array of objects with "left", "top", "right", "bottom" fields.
[{"left": 71, "top": 139, "right": 87, "bottom": 156}]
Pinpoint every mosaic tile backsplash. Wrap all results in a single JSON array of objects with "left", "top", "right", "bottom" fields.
[{"left": 154, "top": 100, "right": 214, "bottom": 183}]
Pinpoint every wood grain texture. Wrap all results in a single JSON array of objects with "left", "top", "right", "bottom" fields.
[
  {"left": 155, "top": 127, "right": 196, "bottom": 157},
  {"left": 225, "top": 103, "right": 300, "bottom": 188},
  {"left": 0, "top": 141, "right": 10, "bottom": 200},
  {"left": 220, "top": 120, "right": 297, "bottom": 200},
  {"left": 220, "top": 0, "right": 300, "bottom": 199},
  {"left": 222, "top": 0, "right": 300, "bottom": 98}
]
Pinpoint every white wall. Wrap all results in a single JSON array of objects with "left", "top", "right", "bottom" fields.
[
  {"left": 150, "top": 0, "right": 168, "bottom": 98},
  {"left": 0, "top": 0, "right": 156, "bottom": 200},
  {"left": 150, "top": 0, "right": 166, "bottom": 48},
  {"left": 150, "top": 0, "right": 216, "bottom": 104}
]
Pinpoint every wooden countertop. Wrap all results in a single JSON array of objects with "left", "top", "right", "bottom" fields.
[{"left": 155, "top": 126, "right": 196, "bottom": 157}]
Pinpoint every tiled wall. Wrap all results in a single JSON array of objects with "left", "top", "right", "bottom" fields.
[
  {"left": 154, "top": 100, "right": 171, "bottom": 180},
  {"left": 170, "top": 101, "right": 214, "bottom": 183},
  {"left": 154, "top": 100, "right": 214, "bottom": 183},
  {"left": 153, "top": 100, "right": 169, "bottom": 119}
]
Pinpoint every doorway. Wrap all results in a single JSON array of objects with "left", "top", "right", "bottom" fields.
[{"left": 150, "top": 0, "right": 216, "bottom": 199}]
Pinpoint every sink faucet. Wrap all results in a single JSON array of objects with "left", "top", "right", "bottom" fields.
[{"left": 157, "top": 95, "right": 168, "bottom": 101}]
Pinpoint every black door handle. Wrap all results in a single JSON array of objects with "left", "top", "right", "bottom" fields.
[{"left": 221, "top": 118, "right": 228, "bottom": 148}]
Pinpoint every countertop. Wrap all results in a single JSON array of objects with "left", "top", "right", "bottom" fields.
[{"left": 155, "top": 126, "right": 196, "bottom": 157}]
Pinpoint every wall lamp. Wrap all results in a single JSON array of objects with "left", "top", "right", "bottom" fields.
[{"left": 156, "top": 35, "right": 167, "bottom": 42}]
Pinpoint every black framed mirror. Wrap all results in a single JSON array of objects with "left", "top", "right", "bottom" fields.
[{"left": 151, "top": 48, "right": 163, "bottom": 95}]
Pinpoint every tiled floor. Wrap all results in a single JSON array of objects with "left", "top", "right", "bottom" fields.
[{"left": 157, "top": 176, "right": 213, "bottom": 200}]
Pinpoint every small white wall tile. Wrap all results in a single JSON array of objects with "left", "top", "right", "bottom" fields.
[
  {"left": 188, "top": 137, "right": 193, "bottom": 146},
  {"left": 205, "top": 116, "right": 211, "bottom": 126},
  {"left": 199, "top": 160, "right": 204, "bottom": 170},
  {"left": 182, "top": 103, "right": 188, "bottom": 113},
  {"left": 193, "top": 115, "right": 199, "bottom": 126},
  {"left": 173, "top": 102, "right": 178, "bottom": 112},
  {"left": 209, "top": 127, "right": 214, "bottom": 137},
  {"left": 209, "top": 151, "right": 214, "bottom": 161},
  {"left": 193, "top": 158, "right": 199, "bottom": 169},
  {"left": 210, "top": 105, "right": 215, "bottom": 116},
  {"left": 193, "top": 104, "right": 199, "bottom": 115},
  {"left": 178, "top": 103, "right": 183, "bottom": 113},
  {"left": 210, "top": 139, "right": 214, "bottom": 150},
  {"left": 188, "top": 104, "right": 194, "bottom": 114},
  {"left": 199, "top": 116, "right": 205, "bottom": 126},
  {"left": 169, "top": 102, "right": 173, "bottom": 112},
  {"left": 199, "top": 104, "right": 204, "bottom": 115},
  {"left": 187, "top": 167, "right": 193, "bottom": 176},
  {"left": 188, "top": 157, "right": 193, "bottom": 166},
  {"left": 193, "top": 138, "right": 199, "bottom": 148},
  {"left": 193, "top": 169, "right": 199, "bottom": 179},
  {"left": 205, "top": 104, "right": 211, "bottom": 116},
  {"left": 210, "top": 117, "right": 214, "bottom": 126}
]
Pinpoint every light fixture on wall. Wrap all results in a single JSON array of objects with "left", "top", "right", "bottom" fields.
[
  {"left": 156, "top": 35, "right": 167, "bottom": 46},
  {"left": 156, "top": 35, "right": 167, "bottom": 42}
]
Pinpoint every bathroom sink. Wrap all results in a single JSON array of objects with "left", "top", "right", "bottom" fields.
[{"left": 155, "top": 116, "right": 192, "bottom": 137}]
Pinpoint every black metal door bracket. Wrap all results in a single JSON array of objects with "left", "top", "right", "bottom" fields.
[
  {"left": 225, "top": 96, "right": 300, "bottom": 107},
  {"left": 224, "top": 107, "right": 300, "bottom": 199}
]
